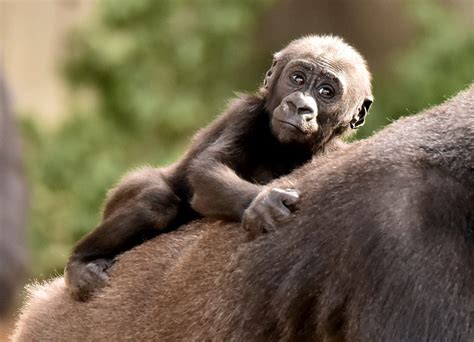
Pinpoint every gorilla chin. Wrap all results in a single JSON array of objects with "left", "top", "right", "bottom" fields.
[{"left": 270, "top": 116, "right": 317, "bottom": 145}]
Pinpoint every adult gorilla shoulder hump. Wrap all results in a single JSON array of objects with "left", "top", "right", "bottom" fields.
[
  {"left": 64, "top": 35, "right": 373, "bottom": 301},
  {"left": 13, "top": 86, "right": 473, "bottom": 341}
]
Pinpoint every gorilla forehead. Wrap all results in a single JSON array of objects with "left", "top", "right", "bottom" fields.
[{"left": 275, "top": 35, "right": 372, "bottom": 94}]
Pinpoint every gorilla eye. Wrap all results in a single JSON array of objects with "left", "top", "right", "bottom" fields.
[
  {"left": 290, "top": 72, "right": 306, "bottom": 86},
  {"left": 318, "top": 84, "right": 335, "bottom": 98}
]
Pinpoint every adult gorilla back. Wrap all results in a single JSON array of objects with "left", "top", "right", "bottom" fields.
[
  {"left": 0, "top": 73, "right": 27, "bottom": 316},
  {"left": 14, "top": 86, "right": 474, "bottom": 341}
]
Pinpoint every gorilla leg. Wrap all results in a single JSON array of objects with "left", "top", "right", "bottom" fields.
[{"left": 65, "top": 167, "right": 182, "bottom": 301}]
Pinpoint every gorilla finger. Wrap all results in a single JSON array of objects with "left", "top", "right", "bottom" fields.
[
  {"left": 242, "top": 210, "right": 261, "bottom": 232},
  {"left": 270, "top": 203, "right": 291, "bottom": 221},
  {"left": 273, "top": 189, "right": 300, "bottom": 207},
  {"left": 270, "top": 188, "right": 299, "bottom": 199},
  {"left": 255, "top": 196, "right": 291, "bottom": 219},
  {"left": 285, "top": 188, "right": 300, "bottom": 197},
  {"left": 260, "top": 211, "right": 278, "bottom": 233},
  {"left": 243, "top": 219, "right": 266, "bottom": 240}
]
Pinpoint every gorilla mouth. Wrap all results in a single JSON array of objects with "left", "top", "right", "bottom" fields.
[{"left": 277, "top": 119, "right": 307, "bottom": 134}]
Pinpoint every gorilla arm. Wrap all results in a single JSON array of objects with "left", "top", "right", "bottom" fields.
[{"left": 189, "top": 126, "right": 300, "bottom": 223}]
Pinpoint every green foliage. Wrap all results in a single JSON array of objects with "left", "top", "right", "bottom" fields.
[
  {"left": 65, "top": 0, "right": 273, "bottom": 132},
  {"left": 24, "top": 0, "right": 273, "bottom": 276},
  {"left": 358, "top": 0, "right": 474, "bottom": 138}
]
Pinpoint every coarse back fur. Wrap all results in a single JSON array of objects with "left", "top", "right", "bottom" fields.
[{"left": 13, "top": 85, "right": 474, "bottom": 341}]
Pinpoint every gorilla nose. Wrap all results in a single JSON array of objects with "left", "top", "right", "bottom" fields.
[
  {"left": 298, "top": 106, "right": 315, "bottom": 121},
  {"left": 286, "top": 99, "right": 316, "bottom": 122}
]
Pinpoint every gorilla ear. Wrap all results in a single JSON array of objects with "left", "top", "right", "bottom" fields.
[
  {"left": 350, "top": 98, "right": 373, "bottom": 129},
  {"left": 263, "top": 58, "right": 278, "bottom": 88}
]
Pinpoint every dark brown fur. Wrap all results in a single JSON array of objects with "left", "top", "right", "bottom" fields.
[
  {"left": 64, "top": 35, "right": 373, "bottom": 301},
  {"left": 14, "top": 86, "right": 474, "bottom": 341}
]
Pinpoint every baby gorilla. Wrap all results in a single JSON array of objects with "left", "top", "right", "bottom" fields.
[{"left": 65, "top": 35, "right": 373, "bottom": 301}]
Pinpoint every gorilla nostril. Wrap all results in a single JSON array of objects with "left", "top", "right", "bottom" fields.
[
  {"left": 297, "top": 106, "right": 313, "bottom": 116},
  {"left": 302, "top": 113, "right": 315, "bottom": 122},
  {"left": 285, "top": 100, "right": 297, "bottom": 111}
]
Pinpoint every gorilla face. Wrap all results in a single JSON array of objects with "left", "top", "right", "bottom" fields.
[
  {"left": 267, "top": 59, "right": 346, "bottom": 145},
  {"left": 263, "top": 36, "right": 373, "bottom": 147}
]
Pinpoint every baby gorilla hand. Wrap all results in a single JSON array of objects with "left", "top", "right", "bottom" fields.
[
  {"left": 64, "top": 258, "right": 113, "bottom": 301},
  {"left": 242, "top": 188, "right": 300, "bottom": 240}
]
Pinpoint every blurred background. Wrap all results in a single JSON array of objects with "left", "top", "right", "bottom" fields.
[{"left": 0, "top": 0, "right": 473, "bottom": 335}]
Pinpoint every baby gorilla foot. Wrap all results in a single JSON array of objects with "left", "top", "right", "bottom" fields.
[
  {"left": 64, "top": 258, "right": 113, "bottom": 301},
  {"left": 242, "top": 187, "right": 300, "bottom": 240}
]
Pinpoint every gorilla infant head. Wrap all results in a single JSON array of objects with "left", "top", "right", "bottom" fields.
[{"left": 262, "top": 35, "right": 373, "bottom": 146}]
